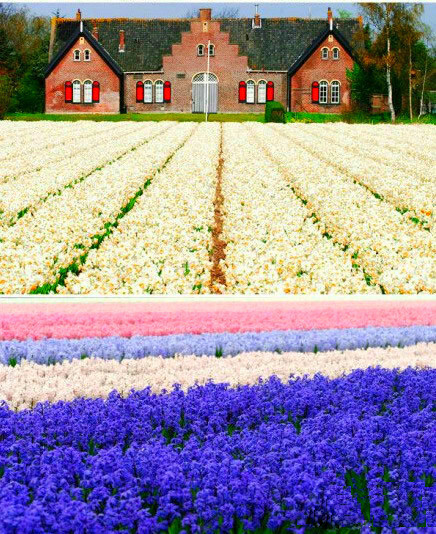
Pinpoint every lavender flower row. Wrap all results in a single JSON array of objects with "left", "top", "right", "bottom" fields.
[
  {"left": 0, "top": 325, "right": 435, "bottom": 366},
  {"left": 0, "top": 368, "right": 434, "bottom": 532}
]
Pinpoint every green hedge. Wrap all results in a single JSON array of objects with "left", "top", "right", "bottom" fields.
[{"left": 265, "top": 101, "right": 286, "bottom": 123}]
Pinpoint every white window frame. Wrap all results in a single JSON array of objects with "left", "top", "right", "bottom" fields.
[
  {"left": 332, "top": 47, "right": 340, "bottom": 60},
  {"left": 72, "top": 80, "right": 81, "bottom": 103},
  {"left": 197, "top": 44, "right": 204, "bottom": 57},
  {"left": 257, "top": 80, "right": 267, "bottom": 104},
  {"left": 246, "top": 80, "right": 255, "bottom": 104},
  {"left": 84, "top": 49, "right": 91, "bottom": 61},
  {"left": 83, "top": 80, "right": 93, "bottom": 103},
  {"left": 73, "top": 49, "right": 81, "bottom": 62},
  {"left": 155, "top": 80, "right": 164, "bottom": 103},
  {"left": 321, "top": 47, "right": 329, "bottom": 60},
  {"left": 319, "top": 80, "right": 328, "bottom": 104},
  {"left": 331, "top": 80, "right": 340, "bottom": 104},
  {"left": 208, "top": 43, "right": 215, "bottom": 56},
  {"left": 144, "top": 80, "right": 153, "bottom": 103}
]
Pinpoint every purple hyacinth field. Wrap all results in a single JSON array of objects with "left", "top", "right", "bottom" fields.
[{"left": 0, "top": 301, "right": 435, "bottom": 533}]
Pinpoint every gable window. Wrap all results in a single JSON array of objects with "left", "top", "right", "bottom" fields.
[
  {"left": 83, "top": 80, "right": 93, "bottom": 103},
  {"left": 197, "top": 44, "right": 204, "bottom": 56},
  {"left": 321, "top": 47, "right": 329, "bottom": 60},
  {"left": 331, "top": 80, "right": 340, "bottom": 104},
  {"left": 155, "top": 80, "right": 164, "bottom": 103},
  {"left": 84, "top": 49, "right": 91, "bottom": 61},
  {"left": 257, "top": 80, "right": 267, "bottom": 104},
  {"left": 266, "top": 81, "right": 274, "bottom": 102},
  {"left": 73, "top": 49, "right": 81, "bottom": 61},
  {"left": 136, "top": 81, "right": 144, "bottom": 103},
  {"left": 208, "top": 44, "right": 215, "bottom": 56},
  {"left": 65, "top": 81, "right": 73, "bottom": 103},
  {"left": 144, "top": 80, "right": 153, "bottom": 103},
  {"left": 72, "top": 80, "right": 81, "bottom": 103},
  {"left": 311, "top": 81, "right": 319, "bottom": 103},
  {"left": 238, "top": 81, "right": 247, "bottom": 103},
  {"left": 332, "top": 47, "right": 340, "bottom": 60},
  {"left": 246, "top": 80, "right": 255, "bottom": 104},
  {"left": 163, "top": 81, "right": 171, "bottom": 103},
  {"left": 319, "top": 81, "right": 328, "bottom": 104}
]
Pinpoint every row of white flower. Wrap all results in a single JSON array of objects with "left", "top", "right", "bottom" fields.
[
  {"left": 0, "top": 123, "right": 170, "bottom": 225},
  {"left": 59, "top": 123, "right": 220, "bottom": 294},
  {"left": 250, "top": 123, "right": 435, "bottom": 293},
  {"left": 219, "top": 124, "right": 377, "bottom": 294},
  {"left": 292, "top": 124, "right": 434, "bottom": 226},
  {"left": 0, "top": 122, "right": 194, "bottom": 294}
]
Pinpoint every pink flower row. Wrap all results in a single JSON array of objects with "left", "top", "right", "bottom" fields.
[{"left": 0, "top": 300, "right": 435, "bottom": 341}]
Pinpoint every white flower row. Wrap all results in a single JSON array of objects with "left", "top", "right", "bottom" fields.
[
  {"left": 0, "top": 122, "right": 170, "bottom": 224},
  {"left": 219, "top": 123, "right": 377, "bottom": 294},
  {"left": 59, "top": 122, "right": 220, "bottom": 294},
  {"left": 248, "top": 123, "right": 435, "bottom": 293},
  {"left": 0, "top": 122, "right": 195, "bottom": 294}
]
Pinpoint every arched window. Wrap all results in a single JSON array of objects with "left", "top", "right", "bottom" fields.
[
  {"left": 73, "top": 49, "right": 81, "bottom": 61},
  {"left": 332, "top": 47, "right": 340, "bottom": 60},
  {"left": 246, "top": 80, "right": 255, "bottom": 104},
  {"left": 155, "top": 80, "right": 164, "bottom": 103},
  {"left": 238, "top": 81, "right": 247, "bottom": 103},
  {"left": 72, "top": 80, "right": 81, "bottom": 103},
  {"left": 136, "top": 81, "right": 144, "bottom": 103},
  {"left": 65, "top": 81, "right": 73, "bottom": 103},
  {"left": 321, "top": 47, "right": 329, "bottom": 60},
  {"left": 311, "top": 81, "right": 319, "bottom": 103},
  {"left": 92, "top": 81, "right": 100, "bottom": 103},
  {"left": 331, "top": 81, "right": 340, "bottom": 104},
  {"left": 84, "top": 49, "right": 91, "bottom": 61},
  {"left": 83, "top": 80, "right": 92, "bottom": 103},
  {"left": 257, "top": 80, "right": 267, "bottom": 104},
  {"left": 197, "top": 44, "right": 204, "bottom": 56},
  {"left": 266, "top": 81, "right": 274, "bottom": 102},
  {"left": 163, "top": 81, "right": 171, "bottom": 103},
  {"left": 208, "top": 43, "right": 215, "bottom": 56},
  {"left": 144, "top": 80, "right": 152, "bottom": 103},
  {"left": 319, "top": 81, "right": 328, "bottom": 104}
]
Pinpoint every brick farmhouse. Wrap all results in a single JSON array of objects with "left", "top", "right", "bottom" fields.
[{"left": 45, "top": 7, "right": 362, "bottom": 114}]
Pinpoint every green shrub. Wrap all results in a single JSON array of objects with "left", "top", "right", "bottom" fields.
[{"left": 265, "top": 101, "right": 286, "bottom": 123}]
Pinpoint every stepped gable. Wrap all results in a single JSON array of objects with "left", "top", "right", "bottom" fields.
[{"left": 52, "top": 16, "right": 359, "bottom": 72}]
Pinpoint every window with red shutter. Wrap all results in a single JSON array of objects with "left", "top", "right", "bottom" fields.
[
  {"left": 163, "top": 81, "right": 171, "bottom": 103},
  {"left": 136, "top": 81, "right": 144, "bottom": 103},
  {"left": 92, "top": 81, "right": 100, "bottom": 103},
  {"left": 65, "top": 81, "right": 73, "bottom": 103},
  {"left": 311, "top": 81, "right": 319, "bottom": 103},
  {"left": 266, "top": 81, "right": 274, "bottom": 101},
  {"left": 238, "top": 81, "right": 246, "bottom": 103}
]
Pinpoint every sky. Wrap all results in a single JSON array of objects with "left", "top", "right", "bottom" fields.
[{"left": 12, "top": 2, "right": 436, "bottom": 33}]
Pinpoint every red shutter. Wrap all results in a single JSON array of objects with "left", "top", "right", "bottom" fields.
[
  {"left": 92, "top": 81, "right": 100, "bottom": 103},
  {"left": 238, "top": 81, "right": 246, "bottom": 103},
  {"left": 136, "top": 81, "right": 144, "bottom": 103},
  {"left": 266, "top": 81, "right": 274, "bottom": 101},
  {"left": 163, "top": 81, "right": 171, "bottom": 103},
  {"left": 65, "top": 81, "right": 73, "bottom": 103},
  {"left": 311, "top": 82, "right": 319, "bottom": 103}
]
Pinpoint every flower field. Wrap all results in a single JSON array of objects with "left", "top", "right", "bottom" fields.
[
  {"left": 0, "top": 121, "right": 434, "bottom": 294},
  {"left": 0, "top": 300, "right": 435, "bottom": 532}
]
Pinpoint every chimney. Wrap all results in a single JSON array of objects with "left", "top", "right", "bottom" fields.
[
  {"left": 327, "top": 7, "right": 333, "bottom": 31},
  {"left": 357, "top": 15, "right": 363, "bottom": 27},
  {"left": 119, "top": 30, "right": 125, "bottom": 52},
  {"left": 76, "top": 9, "right": 81, "bottom": 21},
  {"left": 253, "top": 4, "right": 261, "bottom": 28},
  {"left": 92, "top": 24, "right": 99, "bottom": 41},
  {"left": 199, "top": 8, "right": 212, "bottom": 21}
]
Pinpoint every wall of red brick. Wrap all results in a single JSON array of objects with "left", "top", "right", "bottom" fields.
[
  {"left": 290, "top": 34, "right": 354, "bottom": 113},
  {"left": 45, "top": 36, "right": 120, "bottom": 113},
  {"left": 125, "top": 20, "right": 287, "bottom": 113}
]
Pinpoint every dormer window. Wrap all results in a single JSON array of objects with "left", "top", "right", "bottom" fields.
[
  {"left": 197, "top": 44, "right": 205, "bottom": 57},
  {"left": 73, "top": 49, "right": 81, "bottom": 61},
  {"left": 321, "top": 47, "right": 329, "bottom": 60},
  {"left": 208, "top": 44, "right": 215, "bottom": 56},
  {"left": 84, "top": 49, "right": 91, "bottom": 61},
  {"left": 332, "top": 47, "right": 340, "bottom": 60}
]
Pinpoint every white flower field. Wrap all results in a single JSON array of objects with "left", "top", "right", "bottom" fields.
[{"left": 0, "top": 120, "right": 434, "bottom": 294}]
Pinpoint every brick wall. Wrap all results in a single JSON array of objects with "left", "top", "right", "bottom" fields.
[
  {"left": 45, "top": 36, "right": 120, "bottom": 113},
  {"left": 290, "top": 34, "right": 353, "bottom": 113},
  {"left": 125, "top": 19, "right": 287, "bottom": 113}
]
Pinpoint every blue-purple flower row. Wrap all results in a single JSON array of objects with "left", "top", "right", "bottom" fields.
[{"left": 0, "top": 367, "right": 434, "bottom": 532}]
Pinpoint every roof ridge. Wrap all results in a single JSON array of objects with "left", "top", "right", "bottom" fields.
[{"left": 55, "top": 16, "right": 359, "bottom": 23}]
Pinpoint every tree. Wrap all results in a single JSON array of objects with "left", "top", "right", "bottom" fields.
[
  {"left": 0, "top": 75, "right": 12, "bottom": 118},
  {"left": 185, "top": 7, "right": 239, "bottom": 19},
  {"left": 337, "top": 9, "right": 352, "bottom": 19}
]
